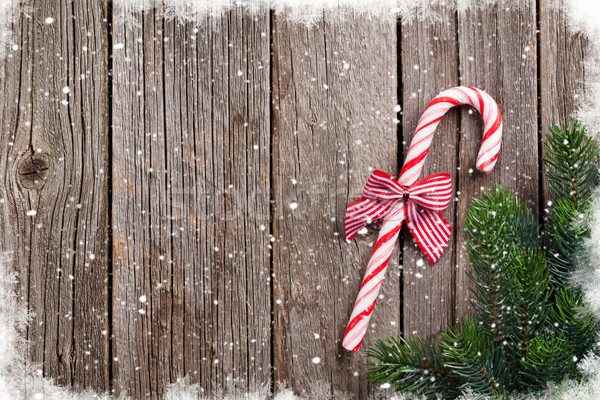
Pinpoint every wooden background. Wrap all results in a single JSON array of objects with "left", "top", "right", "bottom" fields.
[{"left": 0, "top": 0, "right": 590, "bottom": 398}]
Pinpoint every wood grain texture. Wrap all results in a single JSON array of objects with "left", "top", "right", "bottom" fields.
[
  {"left": 0, "top": 0, "right": 110, "bottom": 391},
  {"left": 111, "top": 4, "right": 271, "bottom": 397},
  {"left": 455, "top": 1, "right": 539, "bottom": 320},
  {"left": 400, "top": 3, "right": 460, "bottom": 340},
  {"left": 540, "top": 0, "right": 589, "bottom": 200},
  {"left": 540, "top": 0, "right": 588, "bottom": 126},
  {"left": 271, "top": 15, "right": 400, "bottom": 398},
  {"left": 0, "top": 2, "right": 593, "bottom": 398}
]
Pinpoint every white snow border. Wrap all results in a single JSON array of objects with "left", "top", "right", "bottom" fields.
[{"left": 1, "top": 0, "right": 600, "bottom": 399}]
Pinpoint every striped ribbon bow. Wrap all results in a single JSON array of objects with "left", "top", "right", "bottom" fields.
[{"left": 345, "top": 171, "right": 453, "bottom": 264}]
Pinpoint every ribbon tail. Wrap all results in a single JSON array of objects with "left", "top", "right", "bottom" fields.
[{"left": 405, "top": 202, "right": 452, "bottom": 265}]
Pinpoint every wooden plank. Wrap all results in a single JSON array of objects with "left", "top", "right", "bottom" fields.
[
  {"left": 540, "top": 0, "right": 588, "bottom": 127},
  {"left": 113, "top": 6, "right": 173, "bottom": 396},
  {"left": 540, "top": 0, "right": 589, "bottom": 201},
  {"left": 111, "top": 4, "right": 271, "bottom": 397},
  {"left": 0, "top": 0, "right": 110, "bottom": 391},
  {"left": 272, "top": 15, "right": 399, "bottom": 398},
  {"left": 400, "top": 3, "right": 460, "bottom": 340},
  {"left": 455, "top": 1, "right": 539, "bottom": 320}
]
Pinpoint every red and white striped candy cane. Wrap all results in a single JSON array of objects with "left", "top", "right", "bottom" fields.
[{"left": 342, "top": 86, "right": 502, "bottom": 352}]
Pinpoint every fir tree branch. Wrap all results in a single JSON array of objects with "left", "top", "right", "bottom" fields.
[
  {"left": 544, "top": 120, "right": 600, "bottom": 287},
  {"left": 365, "top": 336, "right": 462, "bottom": 399},
  {"left": 465, "top": 187, "right": 539, "bottom": 345},
  {"left": 544, "top": 120, "right": 599, "bottom": 206},
  {"left": 440, "top": 320, "right": 516, "bottom": 396},
  {"left": 519, "top": 331, "right": 576, "bottom": 391},
  {"left": 549, "top": 287, "right": 600, "bottom": 360},
  {"left": 508, "top": 248, "right": 551, "bottom": 371}
]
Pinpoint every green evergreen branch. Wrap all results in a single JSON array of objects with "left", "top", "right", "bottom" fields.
[
  {"left": 549, "top": 288, "right": 599, "bottom": 360},
  {"left": 544, "top": 120, "right": 599, "bottom": 205},
  {"left": 465, "top": 187, "right": 539, "bottom": 344},
  {"left": 365, "top": 336, "right": 462, "bottom": 399},
  {"left": 506, "top": 248, "right": 551, "bottom": 372},
  {"left": 544, "top": 120, "right": 600, "bottom": 287},
  {"left": 440, "top": 320, "right": 515, "bottom": 396},
  {"left": 519, "top": 331, "right": 575, "bottom": 391}
]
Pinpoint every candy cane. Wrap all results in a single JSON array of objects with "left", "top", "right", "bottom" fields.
[{"left": 342, "top": 86, "right": 503, "bottom": 352}]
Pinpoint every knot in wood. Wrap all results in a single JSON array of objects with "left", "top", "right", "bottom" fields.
[{"left": 18, "top": 151, "right": 51, "bottom": 190}]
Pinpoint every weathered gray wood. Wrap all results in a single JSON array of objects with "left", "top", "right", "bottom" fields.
[
  {"left": 540, "top": 0, "right": 588, "bottom": 127},
  {"left": 400, "top": 3, "right": 460, "bottom": 340},
  {"left": 111, "top": 4, "right": 271, "bottom": 397},
  {"left": 540, "top": 0, "right": 589, "bottom": 201},
  {"left": 272, "top": 14, "right": 400, "bottom": 398},
  {"left": 0, "top": 2, "right": 593, "bottom": 398},
  {"left": 112, "top": 6, "right": 173, "bottom": 396},
  {"left": 455, "top": 1, "right": 539, "bottom": 320},
  {"left": 0, "top": 0, "right": 110, "bottom": 391}
]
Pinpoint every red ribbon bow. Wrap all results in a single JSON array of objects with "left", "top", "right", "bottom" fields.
[{"left": 345, "top": 171, "right": 453, "bottom": 264}]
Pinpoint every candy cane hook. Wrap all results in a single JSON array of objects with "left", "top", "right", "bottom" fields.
[{"left": 342, "top": 86, "right": 502, "bottom": 352}]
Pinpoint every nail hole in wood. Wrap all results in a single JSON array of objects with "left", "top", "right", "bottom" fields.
[{"left": 18, "top": 152, "right": 51, "bottom": 190}]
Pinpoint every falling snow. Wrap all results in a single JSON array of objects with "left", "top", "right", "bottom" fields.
[{"left": 0, "top": 1, "right": 598, "bottom": 400}]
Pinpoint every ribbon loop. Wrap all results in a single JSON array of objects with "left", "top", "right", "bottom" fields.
[
  {"left": 345, "top": 171, "right": 452, "bottom": 264},
  {"left": 407, "top": 173, "right": 453, "bottom": 212},
  {"left": 362, "top": 170, "right": 404, "bottom": 201}
]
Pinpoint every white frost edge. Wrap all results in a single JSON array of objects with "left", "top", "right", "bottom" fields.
[{"left": 1, "top": 0, "right": 600, "bottom": 399}]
